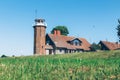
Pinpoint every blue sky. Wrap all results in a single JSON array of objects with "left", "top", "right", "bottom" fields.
[{"left": 0, "top": 0, "right": 120, "bottom": 56}]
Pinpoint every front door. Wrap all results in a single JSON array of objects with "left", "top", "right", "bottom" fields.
[{"left": 49, "top": 50, "right": 52, "bottom": 54}]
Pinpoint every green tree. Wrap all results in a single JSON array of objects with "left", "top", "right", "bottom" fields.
[
  {"left": 51, "top": 26, "right": 69, "bottom": 36},
  {"left": 116, "top": 19, "right": 120, "bottom": 42},
  {"left": 1, "top": 54, "right": 7, "bottom": 58},
  {"left": 90, "top": 42, "right": 101, "bottom": 51}
]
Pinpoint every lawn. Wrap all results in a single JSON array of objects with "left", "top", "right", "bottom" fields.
[{"left": 0, "top": 50, "right": 120, "bottom": 80}]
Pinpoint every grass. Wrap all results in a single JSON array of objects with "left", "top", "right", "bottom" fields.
[{"left": 0, "top": 50, "right": 120, "bottom": 80}]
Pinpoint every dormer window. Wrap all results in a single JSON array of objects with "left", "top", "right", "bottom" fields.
[
  {"left": 70, "top": 38, "right": 82, "bottom": 46},
  {"left": 75, "top": 41, "right": 79, "bottom": 46},
  {"left": 74, "top": 40, "right": 80, "bottom": 46}
]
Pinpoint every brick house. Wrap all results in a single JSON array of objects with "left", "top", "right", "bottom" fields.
[
  {"left": 99, "top": 41, "right": 120, "bottom": 50},
  {"left": 33, "top": 19, "right": 91, "bottom": 55}
]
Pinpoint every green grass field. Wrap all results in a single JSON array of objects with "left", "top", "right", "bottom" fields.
[{"left": 0, "top": 50, "right": 120, "bottom": 80}]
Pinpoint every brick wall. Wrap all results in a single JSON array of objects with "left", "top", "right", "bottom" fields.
[{"left": 34, "top": 26, "right": 46, "bottom": 55}]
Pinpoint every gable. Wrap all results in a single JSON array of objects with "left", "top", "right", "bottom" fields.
[
  {"left": 99, "top": 41, "right": 110, "bottom": 50},
  {"left": 46, "top": 34, "right": 55, "bottom": 46}
]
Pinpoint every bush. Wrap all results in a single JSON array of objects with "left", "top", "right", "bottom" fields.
[
  {"left": 91, "top": 43, "right": 101, "bottom": 51},
  {"left": 1, "top": 54, "right": 7, "bottom": 58}
]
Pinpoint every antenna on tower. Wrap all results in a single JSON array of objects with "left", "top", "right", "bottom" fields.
[{"left": 35, "top": 9, "right": 38, "bottom": 19}]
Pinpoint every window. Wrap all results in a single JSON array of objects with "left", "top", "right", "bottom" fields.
[
  {"left": 70, "top": 39, "right": 82, "bottom": 46},
  {"left": 75, "top": 42, "right": 78, "bottom": 46},
  {"left": 73, "top": 40, "right": 80, "bottom": 46},
  {"left": 60, "top": 49, "right": 62, "bottom": 52}
]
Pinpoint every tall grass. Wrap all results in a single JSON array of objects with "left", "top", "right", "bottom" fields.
[{"left": 0, "top": 50, "right": 120, "bottom": 80}]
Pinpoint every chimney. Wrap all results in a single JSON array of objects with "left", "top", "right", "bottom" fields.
[
  {"left": 54, "top": 30, "right": 61, "bottom": 36},
  {"left": 54, "top": 30, "right": 57, "bottom": 36},
  {"left": 56, "top": 30, "right": 61, "bottom": 36}
]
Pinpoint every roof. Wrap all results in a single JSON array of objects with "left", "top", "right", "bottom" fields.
[
  {"left": 47, "top": 34, "right": 91, "bottom": 50},
  {"left": 100, "top": 41, "right": 120, "bottom": 50},
  {"left": 69, "top": 38, "right": 81, "bottom": 42},
  {"left": 79, "top": 38, "right": 91, "bottom": 50},
  {"left": 45, "top": 45, "right": 53, "bottom": 49}
]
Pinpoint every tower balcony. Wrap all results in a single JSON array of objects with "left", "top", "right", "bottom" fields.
[{"left": 35, "top": 19, "right": 47, "bottom": 26}]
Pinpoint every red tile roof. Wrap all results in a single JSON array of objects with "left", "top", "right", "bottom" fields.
[
  {"left": 47, "top": 34, "right": 91, "bottom": 51},
  {"left": 79, "top": 38, "right": 91, "bottom": 50},
  {"left": 100, "top": 41, "right": 120, "bottom": 50}
]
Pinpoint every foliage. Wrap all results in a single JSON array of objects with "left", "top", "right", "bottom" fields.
[
  {"left": 90, "top": 42, "right": 101, "bottom": 51},
  {"left": 116, "top": 19, "right": 120, "bottom": 42},
  {"left": 0, "top": 51, "right": 120, "bottom": 80},
  {"left": 51, "top": 26, "right": 69, "bottom": 36},
  {"left": 1, "top": 55, "right": 7, "bottom": 58}
]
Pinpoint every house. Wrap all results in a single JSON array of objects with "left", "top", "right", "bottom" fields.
[
  {"left": 99, "top": 41, "right": 120, "bottom": 50},
  {"left": 45, "top": 30, "right": 91, "bottom": 55},
  {"left": 33, "top": 19, "right": 91, "bottom": 55}
]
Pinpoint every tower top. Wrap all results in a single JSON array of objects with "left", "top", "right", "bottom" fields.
[{"left": 34, "top": 19, "right": 47, "bottom": 26}]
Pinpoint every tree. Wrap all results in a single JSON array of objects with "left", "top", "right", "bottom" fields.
[
  {"left": 1, "top": 54, "right": 7, "bottom": 58},
  {"left": 90, "top": 42, "right": 101, "bottom": 51},
  {"left": 51, "top": 26, "right": 69, "bottom": 36},
  {"left": 116, "top": 19, "right": 120, "bottom": 42}
]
